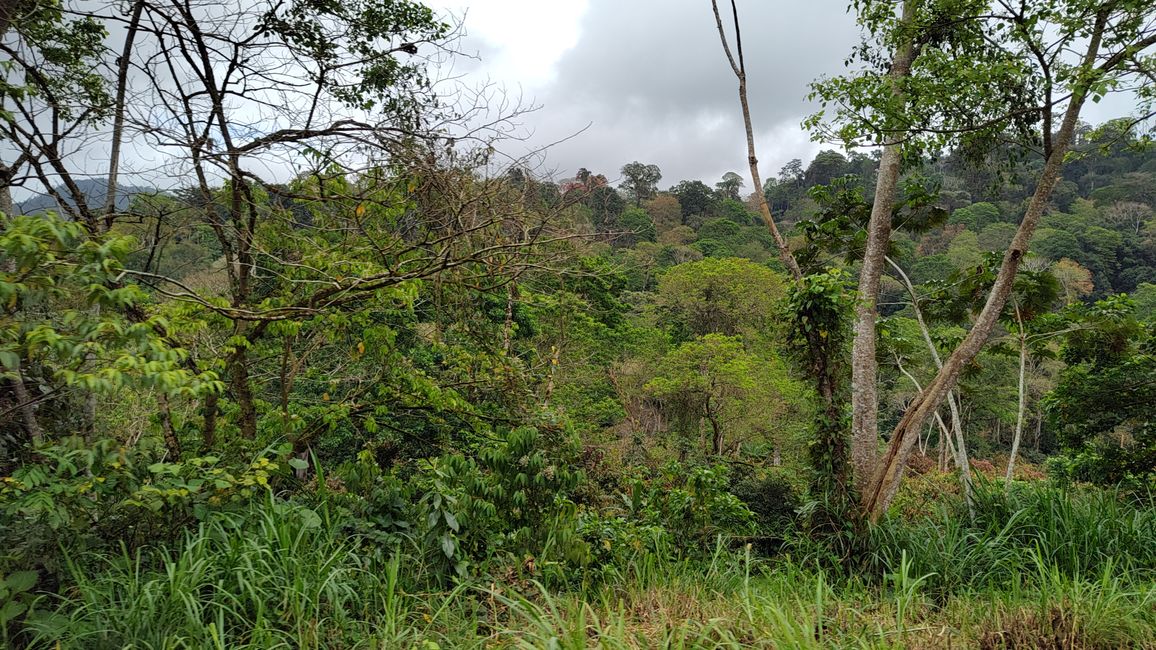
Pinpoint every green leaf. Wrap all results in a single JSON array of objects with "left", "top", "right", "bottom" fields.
[
  {"left": 0, "top": 351, "right": 18, "bottom": 370},
  {"left": 297, "top": 507, "right": 322, "bottom": 529},
  {"left": 4, "top": 571, "right": 37, "bottom": 593},
  {"left": 288, "top": 457, "right": 309, "bottom": 470},
  {"left": 0, "top": 600, "right": 27, "bottom": 625}
]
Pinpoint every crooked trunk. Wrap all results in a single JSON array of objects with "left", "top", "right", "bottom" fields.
[{"left": 861, "top": 61, "right": 1096, "bottom": 519}]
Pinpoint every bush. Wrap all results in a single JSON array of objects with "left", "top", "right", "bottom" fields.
[
  {"left": 621, "top": 463, "right": 755, "bottom": 554},
  {"left": 0, "top": 437, "right": 292, "bottom": 578}
]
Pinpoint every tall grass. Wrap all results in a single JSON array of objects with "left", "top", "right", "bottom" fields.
[
  {"left": 17, "top": 482, "right": 1156, "bottom": 648},
  {"left": 26, "top": 503, "right": 458, "bottom": 649},
  {"left": 866, "top": 479, "right": 1156, "bottom": 597}
]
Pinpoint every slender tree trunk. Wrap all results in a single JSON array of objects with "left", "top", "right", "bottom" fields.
[
  {"left": 851, "top": 0, "right": 919, "bottom": 500},
  {"left": 102, "top": 0, "right": 145, "bottom": 227},
  {"left": 713, "top": 0, "right": 853, "bottom": 504},
  {"left": 1006, "top": 305, "right": 1028, "bottom": 488},
  {"left": 83, "top": 305, "right": 100, "bottom": 439},
  {"left": 710, "top": 414, "right": 724, "bottom": 456},
  {"left": 861, "top": 15, "right": 1105, "bottom": 519},
  {"left": 202, "top": 391, "right": 219, "bottom": 449},
  {"left": 9, "top": 363, "right": 43, "bottom": 444},
  {"left": 1034, "top": 407, "right": 1043, "bottom": 451},
  {"left": 158, "top": 392, "right": 181, "bottom": 459},
  {"left": 887, "top": 256, "right": 974, "bottom": 515},
  {"left": 710, "top": 0, "right": 801, "bottom": 280},
  {"left": 502, "top": 280, "right": 518, "bottom": 355},
  {"left": 895, "top": 354, "right": 953, "bottom": 469}
]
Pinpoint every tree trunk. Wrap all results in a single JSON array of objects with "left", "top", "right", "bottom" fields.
[
  {"left": 861, "top": 19, "right": 1103, "bottom": 519},
  {"left": 1005, "top": 305, "right": 1028, "bottom": 488},
  {"left": 9, "top": 364, "right": 43, "bottom": 444},
  {"left": 896, "top": 354, "right": 954, "bottom": 470},
  {"left": 102, "top": 0, "right": 145, "bottom": 228},
  {"left": 710, "top": 0, "right": 801, "bottom": 280},
  {"left": 850, "top": 0, "right": 918, "bottom": 501},
  {"left": 83, "top": 304, "right": 100, "bottom": 439},
  {"left": 229, "top": 344, "right": 258, "bottom": 439},
  {"left": 158, "top": 392, "right": 181, "bottom": 459},
  {"left": 202, "top": 390, "right": 219, "bottom": 450},
  {"left": 502, "top": 280, "right": 518, "bottom": 354},
  {"left": 710, "top": 414, "right": 724, "bottom": 456}
]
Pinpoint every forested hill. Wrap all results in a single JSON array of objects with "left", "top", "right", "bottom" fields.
[{"left": 576, "top": 121, "right": 1155, "bottom": 304}]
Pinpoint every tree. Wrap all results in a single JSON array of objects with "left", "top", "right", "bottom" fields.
[
  {"left": 0, "top": 0, "right": 593, "bottom": 470},
  {"left": 709, "top": 1, "right": 802, "bottom": 279},
  {"left": 1104, "top": 201, "right": 1152, "bottom": 235},
  {"left": 977, "top": 223, "right": 1019, "bottom": 252},
  {"left": 645, "top": 194, "right": 683, "bottom": 234},
  {"left": 619, "top": 162, "right": 662, "bottom": 206},
  {"left": 0, "top": 213, "right": 221, "bottom": 452},
  {"left": 1047, "top": 295, "right": 1155, "bottom": 489},
  {"left": 1002, "top": 266, "right": 1061, "bottom": 486},
  {"left": 654, "top": 257, "right": 787, "bottom": 341},
  {"left": 1135, "top": 283, "right": 1156, "bottom": 320},
  {"left": 854, "top": 0, "right": 1156, "bottom": 518},
  {"left": 1052, "top": 258, "right": 1095, "bottom": 304},
  {"left": 715, "top": 172, "right": 745, "bottom": 201},
  {"left": 807, "top": 0, "right": 1055, "bottom": 503},
  {"left": 615, "top": 206, "right": 656, "bottom": 247},
  {"left": 949, "top": 202, "right": 1002, "bottom": 231},
  {"left": 646, "top": 334, "right": 804, "bottom": 458},
  {"left": 585, "top": 185, "right": 627, "bottom": 232},
  {"left": 671, "top": 180, "right": 719, "bottom": 225},
  {"left": 805, "top": 150, "right": 850, "bottom": 187}
]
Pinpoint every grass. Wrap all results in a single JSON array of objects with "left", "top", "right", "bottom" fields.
[{"left": 15, "top": 480, "right": 1156, "bottom": 649}]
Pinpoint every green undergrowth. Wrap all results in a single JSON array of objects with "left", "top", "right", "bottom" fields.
[{"left": 5, "top": 480, "right": 1156, "bottom": 649}]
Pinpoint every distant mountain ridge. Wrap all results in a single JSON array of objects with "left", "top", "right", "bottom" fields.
[{"left": 16, "top": 178, "right": 156, "bottom": 215}]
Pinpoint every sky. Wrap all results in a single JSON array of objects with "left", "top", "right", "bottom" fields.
[
  {"left": 8, "top": 0, "right": 1141, "bottom": 204},
  {"left": 427, "top": 0, "right": 863, "bottom": 190},
  {"left": 426, "top": 0, "right": 1140, "bottom": 191}
]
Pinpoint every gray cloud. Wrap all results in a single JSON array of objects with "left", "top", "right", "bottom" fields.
[{"left": 506, "top": 0, "right": 861, "bottom": 188}]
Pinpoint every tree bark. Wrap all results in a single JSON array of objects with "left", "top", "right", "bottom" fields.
[
  {"left": 158, "top": 392, "right": 181, "bottom": 459},
  {"left": 861, "top": 13, "right": 1107, "bottom": 520},
  {"left": 851, "top": 0, "right": 918, "bottom": 501},
  {"left": 229, "top": 344, "right": 258, "bottom": 439},
  {"left": 202, "top": 391, "right": 219, "bottom": 450}
]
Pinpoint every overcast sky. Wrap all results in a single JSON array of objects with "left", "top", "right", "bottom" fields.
[
  {"left": 427, "top": 0, "right": 862, "bottom": 189},
  {"left": 426, "top": 0, "right": 1139, "bottom": 191},
  {"left": 9, "top": 0, "right": 1139, "bottom": 204}
]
